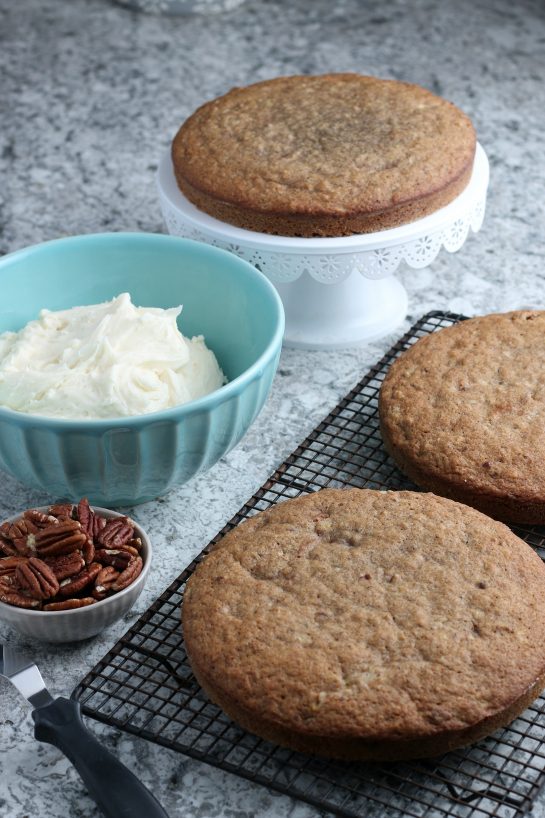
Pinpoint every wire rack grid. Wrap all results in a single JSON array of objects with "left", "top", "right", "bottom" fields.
[{"left": 74, "top": 311, "right": 545, "bottom": 818}]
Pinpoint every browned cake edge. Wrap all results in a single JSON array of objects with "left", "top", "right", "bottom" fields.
[
  {"left": 378, "top": 402, "right": 545, "bottom": 525},
  {"left": 173, "top": 160, "right": 474, "bottom": 237},
  {"left": 184, "top": 646, "right": 545, "bottom": 761}
]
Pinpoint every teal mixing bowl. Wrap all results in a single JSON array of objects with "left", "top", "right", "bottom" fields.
[{"left": 0, "top": 233, "right": 284, "bottom": 506}]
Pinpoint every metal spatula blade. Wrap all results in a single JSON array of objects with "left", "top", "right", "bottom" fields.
[
  {"left": 1, "top": 642, "right": 169, "bottom": 818},
  {"left": 0, "top": 643, "right": 54, "bottom": 708}
]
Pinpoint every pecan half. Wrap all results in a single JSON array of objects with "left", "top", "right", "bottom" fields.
[
  {"left": 0, "top": 576, "right": 41, "bottom": 609},
  {"left": 112, "top": 555, "right": 143, "bottom": 592},
  {"left": 77, "top": 498, "right": 107, "bottom": 540},
  {"left": 127, "top": 537, "right": 143, "bottom": 553},
  {"left": 76, "top": 498, "right": 93, "bottom": 536},
  {"left": 35, "top": 520, "right": 87, "bottom": 557},
  {"left": 15, "top": 557, "right": 60, "bottom": 600},
  {"left": 10, "top": 518, "right": 39, "bottom": 536},
  {"left": 117, "top": 544, "right": 140, "bottom": 558},
  {"left": 93, "top": 565, "right": 119, "bottom": 600},
  {"left": 82, "top": 538, "right": 95, "bottom": 566},
  {"left": 48, "top": 503, "right": 74, "bottom": 519},
  {"left": 0, "top": 556, "right": 27, "bottom": 577},
  {"left": 2, "top": 519, "right": 39, "bottom": 556},
  {"left": 96, "top": 518, "right": 134, "bottom": 549},
  {"left": 23, "top": 509, "right": 59, "bottom": 529},
  {"left": 44, "top": 597, "right": 95, "bottom": 611},
  {"left": 57, "top": 562, "right": 101, "bottom": 597},
  {"left": 0, "top": 523, "right": 20, "bottom": 557},
  {"left": 75, "top": 501, "right": 97, "bottom": 564},
  {"left": 93, "top": 515, "right": 107, "bottom": 538},
  {"left": 44, "top": 551, "right": 85, "bottom": 581},
  {"left": 94, "top": 548, "right": 132, "bottom": 570}
]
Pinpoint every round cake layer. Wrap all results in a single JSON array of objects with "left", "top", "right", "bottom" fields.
[
  {"left": 379, "top": 311, "right": 545, "bottom": 523},
  {"left": 171, "top": 74, "right": 476, "bottom": 237},
  {"left": 182, "top": 488, "right": 545, "bottom": 760}
]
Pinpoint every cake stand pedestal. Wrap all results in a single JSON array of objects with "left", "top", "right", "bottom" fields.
[{"left": 157, "top": 143, "right": 489, "bottom": 349}]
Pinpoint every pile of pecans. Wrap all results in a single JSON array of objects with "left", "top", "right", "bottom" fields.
[{"left": 0, "top": 499, "right": 144, "bottom": 611}]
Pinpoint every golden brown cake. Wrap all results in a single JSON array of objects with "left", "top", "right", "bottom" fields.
[
  {"left": 379, "top": 311, "right": 545, "bottom": 523},
  {"left": 182, "top": 488, "right": 545, "bottom": 760},
  {"left": 171, "top": 74, "right": 476, "bottom": 237}
]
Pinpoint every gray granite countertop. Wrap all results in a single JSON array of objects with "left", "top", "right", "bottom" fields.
[{"left": 2, "top": 0, "right": 545, "bottom": 816}]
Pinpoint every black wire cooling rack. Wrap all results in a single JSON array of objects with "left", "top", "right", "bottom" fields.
[{"left": 74, "top": 311, "right": 545, "bottom": 818}]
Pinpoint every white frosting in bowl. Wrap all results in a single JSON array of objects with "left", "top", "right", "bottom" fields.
[{"left": 0, "top": 293, "right": 226, "bottom": 419}]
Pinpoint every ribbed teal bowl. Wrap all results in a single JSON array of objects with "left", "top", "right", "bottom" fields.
[{"left": 0, "top": 233, "right": 284, "bottom": 506}]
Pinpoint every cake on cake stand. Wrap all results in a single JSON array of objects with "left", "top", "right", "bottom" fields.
[{"left": 157, "top": 143, "right": 489, "bottom": 350}]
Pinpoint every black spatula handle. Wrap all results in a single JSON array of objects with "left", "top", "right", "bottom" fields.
[{"left": 33, "top": 697, "right": 169, "bottom": 818}]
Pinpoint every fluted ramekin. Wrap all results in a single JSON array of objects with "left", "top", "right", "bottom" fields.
[{"left": 0, "top": 507, "right": 151, "bottom": 643}]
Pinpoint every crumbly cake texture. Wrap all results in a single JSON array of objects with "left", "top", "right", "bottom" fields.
[
  {"left": 171, "top": 74, "right": 476, "bottom": 237},
  {"left": 182, "top": 488, "right": 545, "bottom": 760},
  {"left": 379, "top": 311, "right": 545, "bottom": 523}
]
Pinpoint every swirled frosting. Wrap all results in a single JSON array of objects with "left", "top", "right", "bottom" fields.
[{"left": 0, "top": 293, "right": 226, "bottom": 418}]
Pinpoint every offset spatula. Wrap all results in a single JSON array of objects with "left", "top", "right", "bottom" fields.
[{"left": 0, "top": 643, "right": 169, "bottom": 818}]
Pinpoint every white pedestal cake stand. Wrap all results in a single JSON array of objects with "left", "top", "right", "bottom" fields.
[{"left": 157, "top": 144, "right": 489, "bottom": 349}]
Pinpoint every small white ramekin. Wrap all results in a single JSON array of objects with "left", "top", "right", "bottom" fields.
[{"left": 0, "top": 507, "right": 151, "bottom": 643}]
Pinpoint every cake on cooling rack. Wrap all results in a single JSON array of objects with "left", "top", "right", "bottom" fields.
[
  {"left": 379, "top": 311, "right": 545, "bottom": 523},
  {"left": 171, "top": 74, "right": 476, "bottom": 237},
  {"left": 182, "top": 488, "right": 545, "bottom": 760}
]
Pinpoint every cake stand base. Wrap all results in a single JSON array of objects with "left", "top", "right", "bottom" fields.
[
  {"left": 157, "top": 143, "right": 488, "bottom": 350},
  {"left": 277, "top": 270, "right": 408, "bottom": 349}
]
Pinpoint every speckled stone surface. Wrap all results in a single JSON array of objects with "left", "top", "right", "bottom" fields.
[{"left": 2, "top": 0, "right": 545, "bottom": 816}]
